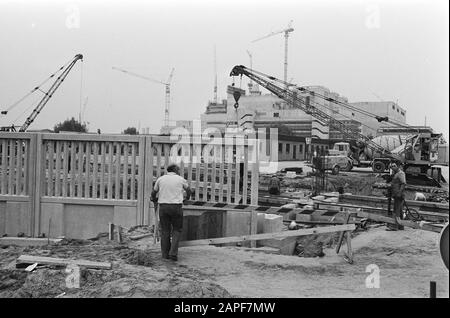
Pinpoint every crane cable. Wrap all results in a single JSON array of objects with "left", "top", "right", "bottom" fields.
[
  {"left": 2, "top": 58, "right": 74, "bottom": 114},
  {"left": 245, "top": 66, "right": 412, "bottom": 129}
]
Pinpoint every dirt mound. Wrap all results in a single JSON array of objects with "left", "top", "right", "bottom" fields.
[
  {"left": 120, "top": 249, "right": 154, "bottom": 267},
  {"left": 295, "top": 233, "right": 340, "bottom": 257},
  {"left": 4, "top": 269, "right": 66, "bottom": 298},
  {"left": 83, "top": 277, "right": 232, "bottom": 298},
  {"left": 0, "top": 269, "right": 28, "bottom": 297}
]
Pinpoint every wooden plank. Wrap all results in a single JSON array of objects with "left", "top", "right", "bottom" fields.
[
  {"left": 195, "top": 144, "right": 200, "bottom": 201},
  {"left": 180, "top": 149, "right": 185, "bottom": 179},
  {"left": 100, "top": 142, "right": 106, "bottom": 199},
  {"left": 156, "top": 144, "right": 162, "bottom": 178},
  {"left": 69, "top": 141, "right": 75, "bottom": 197},
  {"left": 250, "top": 210, "right": 257, "bottom": 248},
  {"left": 92, "top": 142, "right": 98, "bottom": 199},
  {"left": 62, "top": 141, "right": 69, "bottom": 197},
  {"left": 39, "top": 133, "right": 139, "bottom": 143},
  {"left": 33, "top": 134, "right": 44, "bottom": 235},
  {"left": 8, "top": 139, "right": 15, "bottom": 195},
  {"left": 345, "top": 231, "right": 353, "bottom": 264},
  {"left": 16, "top": 139, "right": 23, "bottom": 195},
  {"left": 187, "top": 143, "right": 193, "bottom": 188},
  {"left": 130, "top": 233, "right": 152, "bottom": 241},
  {"left": 26, "top": 135, "right": 36, "bottom": 236},
  {"left": 47, "top": 141, "right": 54, "bottom": 196},
  {"left": 130, "top": 143, "right": 136, "bottom": 201},
  {"left": 163, "top": 143, "right": 170, "bottom": 171},
  {"left": 54, "top": 140, "right": 61, "bottom": 197},
  {"left": 23, "top": 140, "right": 28, "bottom": 195},
  {"left": 142, "top": 136, "right": 152, "bottom": 226},
  {"left": 234, "top": 148, "right": 241, "bottom": 204},
  {"left": 122, "top": 142, "right": 128, "bottom": 200},
  {"left": 179, "top": 224, "right": 356, "bottom": 247},
  {"left": 250, "top": 161, "right": 259, "bottom": 206},
  {"left": 84, "top": 142, "right": 91, "bottom": 198},
  {"left": 210, "top": 147, "right": 216, "bottom": 202},
  {"left": 0, "top": 132, "right": 34, "bottom": 139},
  {"left": 114, "top": 142, "right": 120, "bottom": 200},
  {"left": 218, "top": 145, "right": 224, "bottom": 203},
  {"left": 77, "top": 142, "right": 84, "bottom": 198},
  {"left": 0, "top": 237, "right": 62, "bottom": 247},
  {"left": 336, "top": 213, "right": 352, "bottom": 254},
  {"left": 242, "top": 145, "right": 248, "bottom": 204},
  {"left": 17, "top": 255, "right": 112, "bottom": 270},
  {"left": 108, "top": 222, "right": 114, "bottom": 240},
  {"left": 202, "top": 149, "right": 208, "bottom": 201},
  {"left": 187, "top": 144, "right": 194, "bottom": 188},
  {"left": 226, "top": 146, "right": 233, "bottom": 204},
  {"left": 107, "top": 142, "right": 113, "bottom": 199},
  {"left": 1, "top": 140, "right": 7, "bottom": 194},
  {"left": 41, "top": 196, "right": 137, "bottom": 206}
]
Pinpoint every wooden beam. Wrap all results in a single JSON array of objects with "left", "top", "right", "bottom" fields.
[
  {"left": 179, "top": 224, "right": 356, "bottom": 247},
  {"left": 16, "top": 255, "right": 112, "bottom": 269},
  {"left": 0, "top": 237, "right": 62, "bottom": 247}
]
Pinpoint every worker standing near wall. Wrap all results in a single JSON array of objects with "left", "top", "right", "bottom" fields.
[
  {"left": 151, "top": 164, "right": 192, "bottom": 261},
  {"left": 268, "top": 175, "right": 281, "bottom": 195},
  {"left": 387, "top": 163, "right": 406, "bottom": 231}
]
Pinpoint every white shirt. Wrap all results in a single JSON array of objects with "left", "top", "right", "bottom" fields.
[{"left": 154, "top": 172, "right": 189, "bottom": 204}]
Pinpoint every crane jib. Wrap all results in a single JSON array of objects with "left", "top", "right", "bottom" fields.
[{"left": 229, "top": 65, "right": 396, "bottom": 160}]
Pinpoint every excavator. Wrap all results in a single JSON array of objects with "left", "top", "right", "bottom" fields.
[
  {"left": 229, "top": 65, "right": 444, "bottom": 185},
  {"left": 0, "top": 54, "right": 83, "bottom": 132}
]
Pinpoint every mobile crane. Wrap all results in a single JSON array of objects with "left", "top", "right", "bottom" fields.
[
  {"left": 1, "top": 54, "right": 83, "bottom": 132},
  {"left": 229, "top": 65, "right": 443, "bottom": 181}
]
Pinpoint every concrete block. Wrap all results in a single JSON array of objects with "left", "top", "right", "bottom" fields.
[
  {"left": 6, "top": 201, "right": 30, "bottom": 236},
  {"left": 259, "top": 214, "right": 283, "bottom": 247},
  {"left": 224, "top": 211, "right": 252, "bottom": 247},
  {"left": 324, "top": 197, "right": 339, "bottom": 203},
  {"left": 40, "top": 203, "right": 64, "bottom": 238},
  {"left": 296, "top": 213, "right": 312, "bottom": 222},
  {"left": 0, "top": 201, "right": 6, "bottom": 236},
  {"left": 64, "top": 204, "right": 114, "bottom": 239},
  {"left": 260, "top": 237, "right": 297, "bottom": 255},
  {"left": 113, "top": 206, "right": 138, "bottom": 229},
  {"left": 257, "top": 213, "right": 265, "bottom": 234}
]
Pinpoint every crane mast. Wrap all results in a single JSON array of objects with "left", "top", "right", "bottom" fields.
[
  {"left": 229, "top": 65, "right": 398, "bottom": 160},
  {"left": 19, "top": 54, "right": 84, "bottom": 132},
  {"left": 1, "top": 54, "right": 83, "bottom": 132}
]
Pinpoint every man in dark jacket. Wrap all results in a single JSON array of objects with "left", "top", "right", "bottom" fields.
[{"left": 387, "top": 163, "right": 406, "bottom": 231}]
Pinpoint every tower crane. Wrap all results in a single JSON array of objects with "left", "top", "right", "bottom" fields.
[
  {"left": 252, "top": 20, "right": 294, "bottom": 86},
  {"left": 1, "top": 54, "right": 84, "bottom": 132},
  {"left": 112, "top": 66, "right": 174, "bottom": 127}
]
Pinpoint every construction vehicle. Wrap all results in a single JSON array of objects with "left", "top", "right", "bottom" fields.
[
  {"left": 229, "top": 65, "right": 444, "bottom": 182},
  {"left": 1, "top": 54, "right": 83, "bottom": 132}
]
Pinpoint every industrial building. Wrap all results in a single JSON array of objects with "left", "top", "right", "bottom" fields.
[{"left": 200, "top": 83, "right": 407, "bottom": 140}]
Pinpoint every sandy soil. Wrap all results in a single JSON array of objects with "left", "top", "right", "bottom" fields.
[{"left": 0, "top": 226, "right": 448, "bottom": 298}]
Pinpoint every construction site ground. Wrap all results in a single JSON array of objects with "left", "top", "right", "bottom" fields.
[{"left": 0, "top": 225, "right": 448, "bottom": 298}]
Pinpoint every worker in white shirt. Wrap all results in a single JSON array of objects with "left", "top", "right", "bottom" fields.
[{"left": 151, "top": 164, "right": 192, "bottom": 261}]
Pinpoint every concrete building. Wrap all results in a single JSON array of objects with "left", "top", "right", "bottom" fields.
[
  {"left": 201, "top": 84, "right": 365, "bottom": 140},
  {"left": 350, "top": 101, "right": 407, "bottom": 137}
]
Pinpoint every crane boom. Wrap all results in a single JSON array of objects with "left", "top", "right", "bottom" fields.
[
  {"left": 229, "top": 65, "right": 399, "bottom": 161},
  {"left": 21, "top": 54, "right": 83, "bottom": 132}
]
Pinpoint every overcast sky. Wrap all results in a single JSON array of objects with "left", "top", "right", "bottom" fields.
[{"left": 0, "top": 0, "right": 448, "bottom": 140}]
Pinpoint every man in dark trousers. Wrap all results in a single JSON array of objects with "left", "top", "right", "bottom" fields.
[
  {"left": 268, "top": 175, "right": 281, "bottom": 195},
  {"left": 151, "top": 164, "right": 192, "bottom": 261},
  {"left": 387, "top": 162, "right": 406, "bottom": 231}
]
